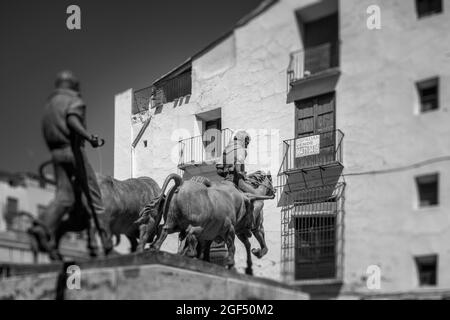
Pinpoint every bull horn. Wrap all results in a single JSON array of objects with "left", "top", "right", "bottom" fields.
[{"left": 245, "top": 193, "right": 275, "bottom": 201}]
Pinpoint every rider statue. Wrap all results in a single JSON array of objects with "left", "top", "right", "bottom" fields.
[
  {"left": 217, "top": 130, "right": 256, "bottom": 194},
  {"left": 29, "top": 70, "right": 110, "bottom": 259}
]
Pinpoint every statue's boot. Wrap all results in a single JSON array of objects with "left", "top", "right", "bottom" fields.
[
  {"left": 100, "top": 229, "right": 113, "bottom": 255},
  {"left": 28, "top": 224, "right": 62, "bottom": 261}
]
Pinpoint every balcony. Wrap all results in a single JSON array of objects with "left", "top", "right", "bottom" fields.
[
  {"left": 277, "top": 130, "right": 344, "bottom": 207},
  {"left": 280, "top": 129, "right": 343, "bottom": 173},
  {"left": 286, "top": 42, "right": 340, "bottom": 103},
  {"left": 287, "top": 42, "right": 339, "bottom": 84},
  {"left": 178, "top": 128, "right": 233, "bottom": 181}
]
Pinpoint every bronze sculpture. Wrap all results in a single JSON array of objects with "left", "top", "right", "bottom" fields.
[{"left": 137, "top": 171, "right": 274, "bottom": 275}]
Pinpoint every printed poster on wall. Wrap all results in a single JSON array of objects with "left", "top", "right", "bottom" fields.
[{"left": 295, "top": 135, "right": 320, "bottom": 158}]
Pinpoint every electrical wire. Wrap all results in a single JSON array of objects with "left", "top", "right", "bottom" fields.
[
  {"left": 341, "top": 155, "right": 450, "bottom": 177},
  {"left": 275, "top": 155, "right": 450, "bottom": 189}
]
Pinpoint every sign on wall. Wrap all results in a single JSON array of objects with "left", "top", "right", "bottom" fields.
[{"left": 295, "top": 135, "right": 320, "bottom": 158}]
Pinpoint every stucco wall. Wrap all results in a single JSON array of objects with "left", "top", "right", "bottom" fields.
[
  {"left": 338, "top": 0, "right": 450, "bottom": 293},
  {"left": 0, "top": 179, "right": 54, "bottom": 232},
  {"left": 114, "top": 89, "right": 133, "bottom": 180},
  {"left": 114, "top": 0, "right": 450, "bottom": 292},
  {"left": 122, "top": 0, "right": 316, "bottom": 279}
]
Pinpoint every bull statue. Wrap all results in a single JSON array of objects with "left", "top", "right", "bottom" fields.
[
  {"left": 137, "top": 171, "right": 275, "bottom": 275},
  {"left": 31, "top": 160, "right": 161, "bottom": 260}
]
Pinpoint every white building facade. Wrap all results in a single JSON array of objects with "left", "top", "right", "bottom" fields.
[
  {"left": 114, "top": 0, "right": 450, "bottom": 298},
  {"left": 0, "top": 172, "right": 88, "bottom": 263}
]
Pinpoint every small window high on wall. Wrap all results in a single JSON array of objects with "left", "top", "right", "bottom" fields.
[
  {"left": 415, "top": 254, "right": 438, "bottom": 286},
  {"left": 416, "top": 0, "right": 442, "bottom": 18},
  {"left": 416, "top": 173, "right": 439, "bottom": 207},
  {"left": 416, "top": 77, "right": 439, "bottom": 113}
]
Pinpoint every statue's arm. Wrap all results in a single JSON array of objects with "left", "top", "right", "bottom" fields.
[
  {"left": 67, "top": 114, "right": 103, "bottom": 148},
  {"left": 67, "top": 114, "right": 91, "bottom": 141}
]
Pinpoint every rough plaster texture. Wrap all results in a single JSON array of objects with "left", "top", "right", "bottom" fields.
[
  {"left": 114, "top": 0, "right": 450, "bottom": 294},
  {"left": 338, "top": 0, "right": 450, "bottom": 294},
  {"left": 117, "top": 0, "right": 310, "bottom": 281},
  {"left": 0, "top": 179, "right": 54, "bottom": 232},
  {"left": 114, "top": 89, "right": 133, "bottom": 180}
]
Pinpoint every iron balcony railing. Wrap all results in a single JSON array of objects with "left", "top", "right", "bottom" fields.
[
  {"left": 287, "top": 42, "right": 339, "bottom": 87},
  {"left": 178, "top": 128, "right": 233, "bottom": 167},
  {"left": 279, "top": 129, "right": 344, "bottom": 175}
]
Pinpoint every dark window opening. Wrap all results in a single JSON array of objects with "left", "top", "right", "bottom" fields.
[
  {"left": 303, "top": 13, "right": 339, "bottom": 73},
  {"left": 417, "top": 78, "right": 439, "bottom": 113},
  {"left": 6, "top": 197, "right": 18, "bottom": 213},
  {"left": 416, "top": 0, "right": 442, "bottom": 18},
  {"left": 416, "top": 173, "right": 439, "bottom": 207},
  {"left": 294, "top": 214, "right": 336, "bottom": 280},
  {"left": 203, "top": 118, "right": 222, "bottom": 159},
  {"left": 4, "top": 197, "right": 19, "bottom": 229},
  {"left": 293, "top": 11, "right": 339, "bottom": 78},
  {"left": 415, "top": 255, "right": 438, "bottom": 286},
  {"left": 143, "top": 140, "right": 148, "bottom": 148}
]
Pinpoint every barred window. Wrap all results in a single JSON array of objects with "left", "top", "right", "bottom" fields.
[{"left": 294, "top": 214, "right": 336, "bottom": 280}]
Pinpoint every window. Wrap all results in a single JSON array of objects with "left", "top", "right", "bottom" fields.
[
  {"left": 416, "top": 173, "right": 439, "bottom": 207},
  {"left": 417, "top": 78, "right": 439, "bottom": 113},
  {"left": 294, "top": 214, "right": 336, "bottom": 280},
  {"left": 203, "top": 118, "right": 222, "bottom": 159},
  {"left": 415, "top": 254, "right": 438, "bottom": 286},
  {"left": 4, "top": 197, "right": 19, "bottom": 229},
  {"left": 6, "top": 197, "right": 18, "bottom": 213},
  {"left": 416, "top": 0, "right": 442, "bottom": 18},
  {"left": 143, "top": 140, "right": 148, "bottom": 148}
]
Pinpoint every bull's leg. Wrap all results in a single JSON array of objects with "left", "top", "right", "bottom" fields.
[
  {"left": 238, "top": 233, "right": 253, "bottom": 276},
  {"left": 196, "top": 241, "right": 203, "bottom": 259},
  {"left": 152, "top": 224, "right": 172, "bottom": 251},
  {"left": 178, "top": 235, "right": 188, "bottom": 255},
  {"left": 202, "top": 240, "right": 212, "bottom": 262},
  {"left": 250, "top": 202, "right": 268, "bottom": 259},
  {"left": 86, "top": 219, "right": 99, "bottom": 258},
  {"left": 126, "top": 235, "right": 138, "bottom": 253},
  {"left": 251, "top": 228, "right": 268, "bottom": 258},
  {"left": 138, "top": 223, "right": 149, "bottom": 252},
  {"left": 224, "top": 225, "right": 236, "bottom": 270},
  {"left": 185, "top": 234, "right": 198, "bottom": 258},
  {"left": 182, "top": 225, "right": 203, "bottom": 258}
]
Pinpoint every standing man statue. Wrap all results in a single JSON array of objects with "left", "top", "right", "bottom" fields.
[{"left": 29, "top": 70, "right": 111, "bottom": 260}]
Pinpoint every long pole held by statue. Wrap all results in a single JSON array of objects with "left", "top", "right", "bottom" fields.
[{"left": 72, "top": 136, "right": 109, "bottom": 255}]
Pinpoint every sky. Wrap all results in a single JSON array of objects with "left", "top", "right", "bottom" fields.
[{"left": 0, "top": 0, "right": 264, "bottom": 176}]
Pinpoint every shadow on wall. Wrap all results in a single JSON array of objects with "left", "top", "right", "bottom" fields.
[{"left": 295, "top": 282, "right": 343, "bottom": 300}]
